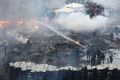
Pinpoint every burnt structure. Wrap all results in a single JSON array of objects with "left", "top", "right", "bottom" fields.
[
  {"left": 54, "top": 42, "right": 84, "bottom": 66},
  {"left": 8, "top": 34, "right": 85, "bottom": 67}
]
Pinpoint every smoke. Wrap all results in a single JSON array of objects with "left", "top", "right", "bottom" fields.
[
  {"left": 56, "top": 12, "right": 108, "bottom": 32},
  {"left": 0, "top": 0, "right": 44, "bottom": 19},
  {"left": 0, "top": 0, "right": 66, "bottom": 43},
  {"left": 0, "top": 0, "right": 66, "bottom": 19},
  {"left": 55, "top": 0, "right": 120, "bottom": 32},
  {"left": 91, "top": 0, "right": 120, "bottom": 26},
  {"left": 45, "top": 0, "right": 66, "bottom": 9},
  {"left": 7, "top": 31, "right": 29, "bottom": 44},
  {"left": 91, "top": 0, "right": 120, "bottom": 10}
]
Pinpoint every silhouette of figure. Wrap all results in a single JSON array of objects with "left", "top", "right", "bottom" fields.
[{"left": 109, "top": 55, "right": 113, "bottom": 63}]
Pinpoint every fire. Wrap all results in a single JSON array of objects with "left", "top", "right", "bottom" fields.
[
  {"left": 16, "top": 20, "right": 25, "bottom": 25},
  {"left": 75, "top": 41, "right": 86, "bottom": 48},
  {"left": 75, "top": 41, "right": 80, "bottom": 46},
  {"left": 0, "top": 19, "right": 85, "bottom": 48},
  {"left": 0, "top": 20, "right": 28, "bottom": 26},
  {"left": 0, "top": 19, "right": 39, "bottom": 26},
  {"left": 0, "top": 19, "right": 42, "bottom": 31},
  {"left": 0, "top": 20, "right": 10, "bottom": 27}
]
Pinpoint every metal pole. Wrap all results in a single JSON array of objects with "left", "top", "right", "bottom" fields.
[
  {"left": 3, "top": 25, "right": 10, "bottom": 80},
  {"left": 3, "top": 25, "right": 7, "bottom": 63}
]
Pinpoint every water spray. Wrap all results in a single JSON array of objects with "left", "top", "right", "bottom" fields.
[
  {"left": 39, "top": 21, "right": 85, "bottom": 48},
  {"left": 0, "top": 20, "right": 85, "bottom": 48}
]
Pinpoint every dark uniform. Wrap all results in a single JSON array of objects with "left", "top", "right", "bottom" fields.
[{"left": 109, "top": 55, "right": 113, "bottom": 63}]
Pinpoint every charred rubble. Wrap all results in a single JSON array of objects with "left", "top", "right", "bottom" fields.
[
  {"left": 7, "top": 30, "right": 112, "bottom": 66},
  {"left": 7, "top": 33, "right": 85, "bottom": 67}
]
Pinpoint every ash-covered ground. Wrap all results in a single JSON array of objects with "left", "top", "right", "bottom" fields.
[{"left": 7, "top": 30, "right": 112, "bottom": 67}]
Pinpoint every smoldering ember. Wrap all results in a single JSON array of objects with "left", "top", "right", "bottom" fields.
[{"left": 0, "top": 0, "right": 120, "bottom": 80}]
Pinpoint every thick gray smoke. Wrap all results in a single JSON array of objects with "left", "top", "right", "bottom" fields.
[
  {"left": 0, "top": 0, "right": 68, "bottom": 46},
  {"left": 0, "top": 0, "right": 119, "bottom": 43},
  {"left": 0, "top": 0, "right": 68, "bottom": 63},
  {"left": 55, "top": 0, "right": 120, "bottom": 32},
  {"left": 0, "top": 0, "right": 46, "bottom": 19},
  {"left": 0, "top": 0, "right": 66, "bottom": 19}
]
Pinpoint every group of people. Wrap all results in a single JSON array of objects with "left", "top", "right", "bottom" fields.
[{"left": 86, "top": 47, "right": 113, "bottom": 66}]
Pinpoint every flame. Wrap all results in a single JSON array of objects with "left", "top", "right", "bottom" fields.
[
  {"left": 0, "top": 20, "right": 10, "bottom": 27},
  {"left": 0, "top": 19, "right": 39, "bottom": 27},
  {"left": 75, "top": 41, "right": 81, "bottom": 46},
  {"left": 3, "top": 20, "right": 40, "bottom": 32},
  {"left": 0, "top": 19, "right": 85, "bottom": 48},
  {"left": 16, "top": 20, "right": 25, "bottom": 26}
]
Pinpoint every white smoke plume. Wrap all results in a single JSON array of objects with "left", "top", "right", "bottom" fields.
[
  {"left": 55, "top": 0, "right": 120, "bottom": 32},
  {"left": 7, "top": 31, "right": 28, "bottom": 44},
  {"left": 56, "top": 12, "right": 108, "bottom": 32}
]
